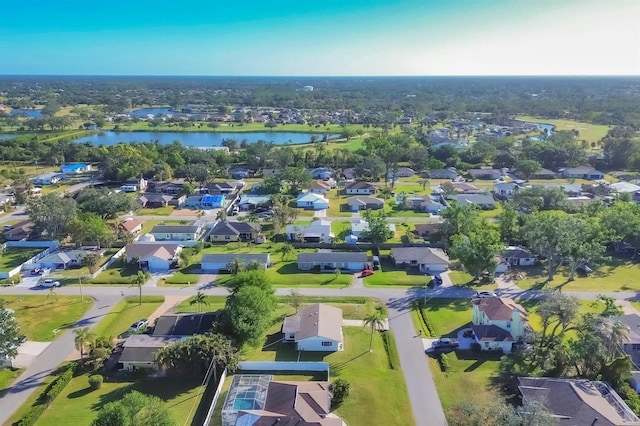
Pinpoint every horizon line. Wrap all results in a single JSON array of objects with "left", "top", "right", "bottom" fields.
[{"left": 0, "top": 74, "right": 639, "bottom": 79}]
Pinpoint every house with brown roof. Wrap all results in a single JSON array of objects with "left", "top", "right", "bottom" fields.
[
  {"left": 390, "top": 247, "right": 450, "bottom": 273},
  {"left": 414, "top": 223, "right": 443, "bottom": 239},
  {"left": 125, "top": 242, "right": 182, "bottom": 272},
  {"left": 503, "top": 246, "right": 536, "bottom": 266},
  {"left": 282, "top": 304, "right": 343, "bottom": 351},
  {"left": 345, "top": 181, "right": 377, "bottom": 195},
  {"left": 471, "top": 297, "right": 529, "bottom": 353},
  {"left": 468, "top": 168, "right": 502, "bottom": 180},
  {"left": 519, "top": 377, "right": 640, "bottom": 426},
  {"left": 119, "top": 219, "right": 143, "bottom": 234},
  {"left": 309, "top": 180, "right": 332, "bottom": 195}
]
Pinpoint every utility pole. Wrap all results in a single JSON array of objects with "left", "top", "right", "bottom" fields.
[{"left": 79, "top": 274, "right": 84, "bottom": 302}]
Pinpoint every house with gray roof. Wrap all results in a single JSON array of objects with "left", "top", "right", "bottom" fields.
[
  {"left": 208, "top": 221, "right": 261, "bottom": 242},
  {"left": 455, "top": 194, "right": 496, "bottom": 209},
  {"left": 346, "top": 196, "right": 384, "bottom": 212},
  {"left": 345, "top": 181, "right": 377, "bottom": 195},
  {"left": 519, "top": 377, "right": 640, "bottom": 426},
  {"left": 282, "top": 303, "right": 343, "bottom": 351},
  {"left": 38, "top": 248, "right": 105, "bottom": 270},
  {"left": 468, "top": 168, "right": 502, "bottom": 180},
  {"left": 561, "top": 165, "right": 604, "bottom": 180},
  {"left": 297, "top": 252, "right": 369, "bottom": 271},
  {"left": 32, "top": 172, "right": 64, "bottom": 185},
  {"left": 606, "top": 314, "right": 640, "bottom": 365},
  {"left": 150, "top": 224, "right": 204, "bottom": 241},
  {"left": 390, "top": 247, "right": 450, "bottom": 273},
  {"left": 125, "top": 243, "right": 182, "bottom": 272},
  {"left": 428, "top": 168, "right": 459, "bottom": 180},
  {"left": 201, "top": 253, "right": 270, "bottom": 273}
]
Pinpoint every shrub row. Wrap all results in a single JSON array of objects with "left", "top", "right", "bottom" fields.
[
  {"left": 381, "top": 331, "right": 400, "bottom": 370},
  {"left": 17, "top": 363, "right": 77, "bottom": 426},
  {"left": 437, "top": 353, "right": 451, "bottom": 373},
  {"left": 418, "top": 306, "right": 436, "bottom": 337}
]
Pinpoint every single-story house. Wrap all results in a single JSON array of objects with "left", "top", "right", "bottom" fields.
[
  {"left": 350, "top": 219, "right": 395, "bottom": 238},
  {"left": 261, "top": 168, "right": 281, "bottom": 178},
  {"left": 611, "top": 181, "right": 640, "bottom": 194},
  {"left": 0, "top": 193, "right": 15, "bottom": 207},
  {"left": 120, "top": 183, "right": 139, "bottom": 192},
  {"left": 200, "top": 194, "right": 225, "bottom": 209},
  {"left": 38, "top": 248, "right": 104, "bottom": 270},
  {"left": 561, "top": 166, "right": 604, "bottom": 180},
  {"left": 296, "top": 192, "right": 330, "bottom": 210},
  {"left": 388, "top": 167, "right": 415, "bottom": 179},
  {"left": 404, "top": 195, "right": 446, "bottom": 213},
  {"left": 493, "top": 182, "right": 520, "bottom": 198},
  {"left": 286, "top": 219, "right": 333, "bottom": 243},
  {"left": 61, "top": 163, "right": 91, "bottom": 174},
  {"left": 150, "top": 224, "right": 204, "bottom": 241},
  {"left": 3, "top": 220, "right": 34, "bottom": 241},
  {"left": 201, "top": 253, "right": 270, "bottom": 273},
  {"left": 125, "top": 243, "right": 182, "bottom": 272},
  {"left": 450, "top": 182, "right": 483, "bottom": 194},
  {"left": 346, "top": 196, "right": 385, "bottom": 212},
  {"left": 137, "top": 193, "right": 174, "bottom": 208},
  {"left": 468, "top": 168, "right": 502, "bottom": 180},
  {"left": 309, "top": 180, "right": 332, "bottom": 195},
  {"left": 345, "top": 181, "right": 377, "bottom": 195},
  {"left": 32, "top": 172, "right": 63, "bottom": 185},
  {"left": 341, "top": 168, "right": 356, "bottom": 180},
  {"left": 539, "top": 183, "right": 583, "bottom": 197},
  {"left": 472, "top": 297, "right": 529, "bottom": 353},
  {"left": 229, "top": 168, "right": 250, "bottom": 179},
  {"left": 311, "top": 167, "right": 332, "bottom": 180},
  {"left": 282, "top": 303, "right": 343, "bottom": 351},
  {"left": 390, "top": 247, "right": 450, "bottom": 273},
  {"left": 529, "top": 168, "right": 557, "bottom": 179},
  {"left": 518, "top": 377, "right": 640, "bottom": 426},
  {"left": 203, "top": 182, "right": 237, "bottom": 195},
  {"left": 503, "top": 246, "right": 536, "bottom": 266},
  {"left": 606, "top": 314, "right": 640, "bottom": 365},
  {"left": 238, "top": 195, "right": 271, "bottom": 211},
  {"left": 455, "top": 194, "right": 496, "bottom": 209},
  {"left": 119, "top": 335, "right": 174, "bottom": 371},
  {"left": 185, "top": 195, "right": 203, "bottom": 208},
  {"left": 414, "top": 223, "right": 442, "bottom": 239},
  {"left": 297, "top": 252, "right": 369, "bottom": 271},
  {"left": 151, "top": 182, "right": 184, "bottom": 195},
  {"left": 209, "top": 221, "right": 261, "bottom": 242},
  {"left": 120, "top": 219, "right": 143, "bottom": 234},
  {"left": 428, "top": 168, "right": 459, "bottom": 180}
]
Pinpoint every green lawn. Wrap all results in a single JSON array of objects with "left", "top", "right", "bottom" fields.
[
  {"left": 478, "top": 202, "right": 502, "bottom": 219},
  {"left": 326, "top": 194, "right": 353, "bottom": 217},
  {"left": 363, "top": 261, "right": 428, "bottom": 287},
  {"left": 0, "top": 367, "right": 23, "bottom": 393},
  {"left": 35, "top": 375, "right": 204, "bottom": 426},
  {"left": 92, "top": 296, "right": 164, "bottom": 339},
  {"left": 0, "top": 248, "right": 44, "bottom": 271},
  {"left": 242, "top": 327, "right": 413, "bottom": 426},
  {"left": 516, "top": 115, "right": 610, "bottom": 144},
  {"left": 174, "top": 295, "right": 227, "bottom": 313},
  {"left": 264, "top": 261, "right": 352, "bottom": 287},
  {"left": 90, "top": 259, "right": 141, "bottom": 285},
  {"left": 448, "top": 270, "right": 498, "bottom": 291},
  {"left": 513, "top": 256, "right": 640, "bottom": 292},
  {"left": 138, "top": 205, "right": 175, "bottom": 216},
  {"left": 164, "top": 265, "right": 200, "bottom": 285},
  {"left": 1, "top": 296, "right": 94, "bottom": 341}
]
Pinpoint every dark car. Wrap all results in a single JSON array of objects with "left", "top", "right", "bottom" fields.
[
  {"left": 360, "top": 269, "right": 374, "bottom": 277},
  {"left": 426, "top": 337, "right": 460, "bottom": 353}
]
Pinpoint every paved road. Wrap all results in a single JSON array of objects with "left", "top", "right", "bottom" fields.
[{"left": 0, "top": 294, "right": 120, "bottom": 425}]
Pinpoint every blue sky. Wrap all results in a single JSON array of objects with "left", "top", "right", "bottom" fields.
[{"left": 1, "top": 0, "right": 638, "bottom": 75}]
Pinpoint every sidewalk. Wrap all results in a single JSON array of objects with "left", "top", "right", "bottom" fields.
[{"left": 148, "top": 295, "right": 191, "bottom": 324}]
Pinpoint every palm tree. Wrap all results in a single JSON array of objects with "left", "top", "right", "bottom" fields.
[
  {"left": 74, "top": 327, "right": 94, "bottom": 365},
  {"left": 189, "top": 291, "right": 209, "bottom": 313},
  {"left": 601, "top": 320, "right": 629, "bottom": 362},
  {"left": 419, "top": 179, "right": 430, "bottom": 191},
  {"left": 279, "top": 243, "right": 295, "bottom": 262},
  {"left": 363, "top": 308, "right": 386, "bottom": 352},
  {"left": 227, "top": 258, "right": 244, "bottom": 275},
  {"left": 134, "top": 271, "right": 146, "bottom": 305}
]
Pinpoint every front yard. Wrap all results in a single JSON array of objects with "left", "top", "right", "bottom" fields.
[
  {"left": 92, "top": 296, "right": 165, "bottom": 339},
  {"left": 90, "top": 258, "right": 141, "bottom": 285},
  {"left": 513, "top": 256, "right": 640, "bottom": 292},
  {"left": 0, "top": 247, "right": 44, "bottom": 271},
  {"left": 1, "top": 295, "right": 94, "bottom": 341},
  {"left": 264, "top": 262, "right": 352, "bottom": 287},
  {"left": 138, "top": 205, "right": 175, "bottom": 216},
  {"left": 363, "top": 260, "right": 429, "bottom": 287}
]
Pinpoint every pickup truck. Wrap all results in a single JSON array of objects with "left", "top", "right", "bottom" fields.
[{"left": 426, "top": 338, "right": 460, "bottom": 353}]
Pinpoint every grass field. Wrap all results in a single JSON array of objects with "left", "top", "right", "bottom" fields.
[
  {"left": 242, "top": 327, "right": 413, "bottom": 426},
  {"left": 264, "top": 262, "right": 352, "bottom": 287},
  {"left": 513, "top": 256, "right": 640, "bottom": 292},
  {"left": 363, "top": 261, "right": 429, "bottom": 287},
  {"left": 91, "top": 296, "right": 164, "bottom": 339},
  {"left": 138, "top": 206, "right": 175, "bottom": 216},
  {"left": 0, "top": 367, "right": 23, "bottom": 393},
  {"left": 516, "top": 116, "right": 610, "bottom": 145},
  {"left": 90, "top": 259, "right": 141, "bottom": 285},
  {"left": 1, "top": 296, "right": 93, "bottom": 341},
  {"left": 163, "top": 265, "right": 200, "bottom": 285},
  {"left": 35, "top": 375, "right": 204, "bottom": 426},
  {"left": 0, "top": 248, "right": 44, "bottom": 271}
]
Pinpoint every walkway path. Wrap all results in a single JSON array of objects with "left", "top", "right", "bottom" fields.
[
  {"left": 147, "top": 295, "right": 190, "bottom": 324},
  {"left": 0, "top": 294, "right": 120, "bottom": 426}
]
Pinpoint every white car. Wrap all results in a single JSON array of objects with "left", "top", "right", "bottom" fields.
[
  {"left": 475, "top": 291, "right": 497, "bottom": 298},
  {"left": 38, "top": 279, "right": 61, "bottom": 288}
]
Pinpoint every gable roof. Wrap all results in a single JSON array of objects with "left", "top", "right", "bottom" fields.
[
  {"left": 471, "top": 324, "right": 514, "bottom": 342},
  {"left": 504, "top": 246, "right": 534, "bottom": 259},
  {"left": 201, "top": 253, "right": 269, "bottom": 266},
  {"left": 346, "top": 196, "right": 384, "bottom": 206},
  {"left": 473, "top": 297, "right": 528, "bottom": 321},
  {"left": 210, "top": 221, "right": 259, "bottom": 236},
  {"left": 391, "top": 247, "right": 450, "bottom": 265},
  {"left": 297, "top": 252, "right": 368, "bottom": 264},
  {"left": 310, "top": 180, "right": 331, "bottom": 190},
  {"left": 150, "top": 224, "right": 200, "bottom": 234},
  {"left": 518, "top": 377, "right": 640, "bottom": 426},
  {"left": 455, "top": 194, "right": 496, "bottom": 206},
  {"left": 345, "top": 181, "right": 376, "bottom": 190},
  {"left": 297, "top": 193, "right": 328, "bottom": 203},
  {"left": 285, "top": 304, "right": 343, "bottom": 342},
  {"left": 138, "top": 193, "right": 174, "bottom": 203},
  {"left": 120, "top": 220, "right": 143, "bottom": 232},
  {"left": 39, "top": 249, "right": 97, "bottom": 265},
  {"left": 414, "top": 223, "right": 442, "bottom": 236},
  {"left": 125, "top": 243, "right": 181, "bottom": 261}
]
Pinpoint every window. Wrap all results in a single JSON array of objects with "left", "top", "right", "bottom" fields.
[
  {"left": 225, "top": 235, "right": 231, "bottom": 240},
  {"left": 506, "top": 322, "right": 511, "bottom": 328},
  {"left": 632, "top": 344, "right": 640, "bottom": 351},
  {"left": 321, "top": 341, "right": 332, "bottom": 347}
]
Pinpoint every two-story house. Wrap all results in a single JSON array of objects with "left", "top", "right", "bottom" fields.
[{"left": 471, "top": 297, "right": 529, "bottom": 353}]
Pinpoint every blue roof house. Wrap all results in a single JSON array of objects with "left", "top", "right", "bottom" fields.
[
  {"left": 200, "top": 194, "right": 225, "bottom": 209},
  {"left": 61, "top": 163, "right": 91, "bottom": 174}
]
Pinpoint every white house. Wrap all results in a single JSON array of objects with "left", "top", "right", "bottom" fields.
[
  {"left": 296, "top": 193, "right": 329, "bottom": 210},
  {"left": 503, "top": 246, "right": 536, "bottom": 266},
  {"left": 282, "top": 303, "right": 344, "bottom": 351},
  {"left": 561, "top": 166, "right": 604, "bottom": 180},
  {"left": 346, "top": 196, "right": 385, "bottom": 212},
  {"left": 350, "top": 219, "right": 396, "bottom": 238},
  {"left": 32, "top": 172, "right": 63, "bottom": 185},
  {"left": 201, "top": 253, "right": 270, "bottom": 273},
  {"left": 345, "top": 181, "right": 377, "bottom": 195},
  {"left": 471, "top": 297, "right": 529, "bottom": 353},
  {"left": 390, "top": 247, "right": 451, "bottom": 273},
  {"left": 286, "top": 219, "right": 333, "bottom": 243},
  {"left": 125, "top": 243, "right": 182, "bottom": 272},
  {"left": 297, "top": 252, "right": 369, "bottom": 271},
  {"left": 61, "top": 163, "right": 91, "bottom": 174},
  {"left": 150, "top": 224, "right": 204, "bottom": 241},
  {"left": 119, "top": 184, "right": 139, "bottom": 192},
  {"left": 494, "top": 182, "right": 520, "bottom": 199}
]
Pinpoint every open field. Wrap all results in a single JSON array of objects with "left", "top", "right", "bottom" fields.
[
  {"left": 513, "top": 256, "right": 640, "bottom": 292},
  {"left": 242, "top": 326, "right": 412, "bottom": 426},
  {"left": 0, "top": 248, "right": 44, "bottom": 271},
  {"left": 92, "top": 296, "right": 164, "bottom": 339},
  {"left": 138, "top": 206, "right": 175, "bottom": 216},
  {"left": 35, "top": 375, "right": 204, "bottom": 426},
  {"left": 1, "top": 296, "right": 93, "bottom": 341},
  {"left": 516, "top": 115, "right": 610, "bottom": 144}
]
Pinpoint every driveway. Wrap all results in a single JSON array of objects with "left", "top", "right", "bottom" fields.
[
  {"left": 314, "top": 209, "right": 327, "bottom": 218},
  {"left": 12, "top": 341, "right": 52, "bottom": 368}
]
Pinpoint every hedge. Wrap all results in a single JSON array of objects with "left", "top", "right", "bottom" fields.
[
  {"left": 381, "top": 331, "right": 400, "bottom": 370},
  {"left": 437, "top": 353, "right": 451, "bottom": 373}
]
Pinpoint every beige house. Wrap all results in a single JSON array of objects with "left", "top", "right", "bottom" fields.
[
  {"left": 282, "top": 304, "right": 344, "bottom": 351},
  {"left": 471, "top": 297, "right": 529, "bottom": 353}
]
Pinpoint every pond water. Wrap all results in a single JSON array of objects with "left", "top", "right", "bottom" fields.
[
  {"left": 0, "top": 134, "right": 17, "bottom": 141},
  {"left": 73, "top": 131, "right": 337, "bottom": 147},
  {"left": 9, "top": 109, "right": 43, "bottom": 118}
]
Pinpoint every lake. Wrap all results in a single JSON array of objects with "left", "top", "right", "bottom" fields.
[
  {"left": 73, "top": 131, "right": 338, "bottom": 147},
  {"left": 10, "top": 109, "right": 43, "bottom": 118}
]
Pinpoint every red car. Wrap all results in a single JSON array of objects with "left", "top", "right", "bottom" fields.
[{"left": 360, "top": 269, "right": 374, "bottom": 277}]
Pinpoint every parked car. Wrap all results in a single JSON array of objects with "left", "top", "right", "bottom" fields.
[
  {"left": 426, "top": 337, "right": 460, "bottom": 353},
  {"left": 31, "top": 268, "right": 42, "bottom": 275},
  {"left": 428, "top": 275, "right": 443, "bottom": 287},
  {"left": 129, "top": 319, "right": 149, "bottom": 331},
  {"left": 360, "top": 269, "right": 374, "bottom": 278},
  {"left": 38, "top": 279, "right": 60, "bottom": 288},
  {"left": 475, "top": 291, "right": 497, "bottom": 298}
]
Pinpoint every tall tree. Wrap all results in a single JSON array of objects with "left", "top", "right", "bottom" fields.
[
  {"left": 27, "top": 194, "right": 78, "bottom": 240},
  {"left": 155, "top": 333, "right": 239, "bottom": 375},
  {"left": 74, "top": 327, "right": 94, "bottom": 365},
  {"left": 522, "top": 212, "right": 572, "bottom": 281},
  {"left": 498, "top": 202, "right": 520, "bottom": 244},
  {"left": 91, "top": 391, "right": 176, "bottom": 426},
  {"left": 449, "top": 228, "right": 502, "bottom": 279},
  {"left": 0, "top": 302, "right": 23, "bottom": 362},
  {"left": 69, "top": 213, "right": 115, "bottom": 248},
  {"left": 189, "top": 291, "right": 209, "bottom": 313},
  {"left": 80, "top": 253, "right": 102, "bottom": 274},
  {"left": 278, "top": 243, "right": 295, "bottom": 262},
  {"left": 599, "top": 201, "right": 640, "bottom": 252},
  {"left": 279, "top": 167, "right": 312, "bottom": 195},
  {"left": 77, "top": 188, "right": 139, "bottom": 220},
  {"left": 363, "top": 308, "right": 385, "bottom": 352},
  {"left": 361, "top": 210, "right": 393, "bottom": 250}
]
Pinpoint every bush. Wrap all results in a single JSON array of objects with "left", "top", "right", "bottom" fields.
[
  {"left": 437, "top": 353, "right": 451, "bottom": 373},
  {"left": 16, "top": 404, "right": 47, "bottom": 426},
  {"left": 88, "top": 374, "right": 103, "bottom": 390},
  {"left": 330, "top": 379, "right": 351, "bottom": 406},
  {"left": 17, "top": 363, "right": 76, "bottom": 426},
  {"left": 381, "top": 331, "right": 400, "bottom": 370},
  {"left": 43, "top": 366, "right": 74, "bottom": 402}
]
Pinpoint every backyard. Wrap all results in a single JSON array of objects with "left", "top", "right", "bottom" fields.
[
  {"left": 92, "top": 296, "right": 165, "bottom": 339},
  {"left": 0, "top": 247, "right": 45, "bottom": 271},
  {"left": 1, "top": 295, "right": 94, "bottom": 341}
]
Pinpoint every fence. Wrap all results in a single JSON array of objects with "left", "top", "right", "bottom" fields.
[
  {"left": 0, "top": 241, "right": 58, "bottom": 279},
  {"left": 89, "top": 245, "right": 127, "bottom": 279},
  {"left": 201, "top": 368, "right": 228, "bottom": 426},
  {"left": 238, "top": 361, "right": 330, "bottom": 379}
]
